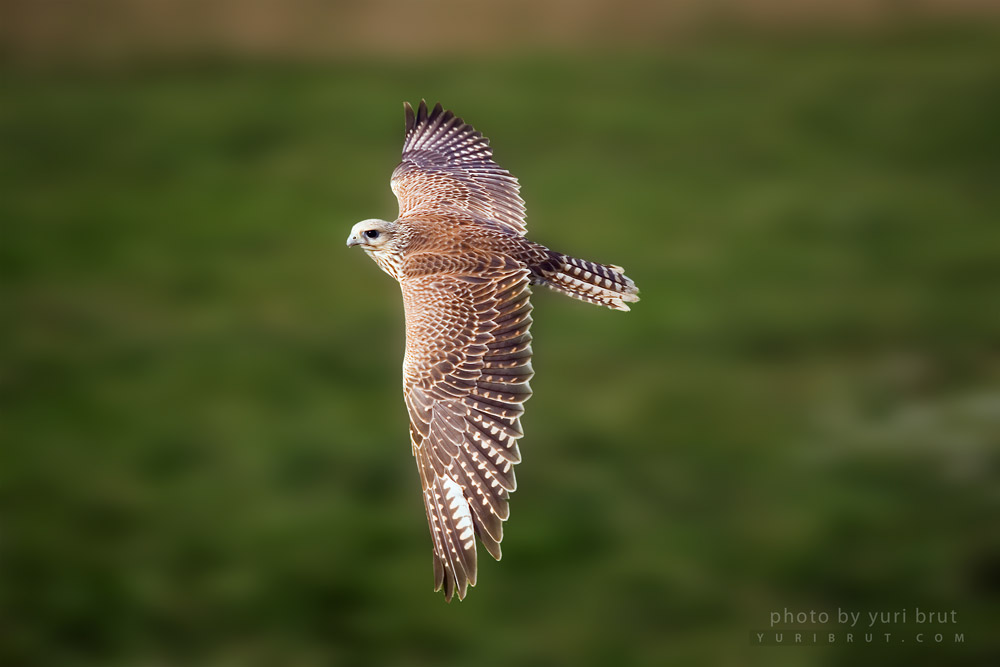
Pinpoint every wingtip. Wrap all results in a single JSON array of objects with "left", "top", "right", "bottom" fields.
[
  {"left": 404, "top": 101, "right": 415, "bottom": 133},
  {"left": 439, "top": 576, "right": 471, "bottom": 603},
  {"left": 406, "top": 99, "right": 459, "bottom": 125},
  {"left": 482, "top": 537, "right": 503, "bottom": 562},
  {"left": 404, "top": 99, "right": 433, "bottom": 131}
]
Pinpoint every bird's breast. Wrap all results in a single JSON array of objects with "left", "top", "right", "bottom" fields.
[{"left": 369, "top": 249, "right": 405, "bottom": 281}]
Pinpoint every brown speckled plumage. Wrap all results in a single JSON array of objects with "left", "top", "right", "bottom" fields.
[{"left": 347, "top": 101, "right": 639, "bottom": 601}]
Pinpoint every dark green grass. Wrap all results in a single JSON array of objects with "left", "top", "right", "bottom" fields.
[{"left": 2, "top": 29, "right": 999, "bottom": 666}]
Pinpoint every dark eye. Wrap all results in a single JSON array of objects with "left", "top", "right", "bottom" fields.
[{"left": 364, "top": 229, "right": 380, "bottom": 240}]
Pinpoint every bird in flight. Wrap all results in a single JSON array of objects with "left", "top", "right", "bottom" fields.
[{"left": 347, "top": 101, "right": 639, "bottom": 601}]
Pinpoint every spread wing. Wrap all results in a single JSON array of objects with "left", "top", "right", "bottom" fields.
[
  {"left": 391, "top": 100, "right": 527, "bottom": 236},
  {"left": 401, "top": 260, "right": 533, "bottom": 601}
]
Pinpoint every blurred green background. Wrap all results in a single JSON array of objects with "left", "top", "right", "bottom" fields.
[{"left": 2, "top": 2, "right": 999, "bottom": 665}]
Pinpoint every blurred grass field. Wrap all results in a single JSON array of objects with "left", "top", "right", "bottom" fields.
[{"left": 2, "top": 26, "right": 999, "bottom": 666}]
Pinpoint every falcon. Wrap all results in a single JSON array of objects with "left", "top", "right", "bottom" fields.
[{"left": 347, "top": 101, "right": 639, "bottom": 601}]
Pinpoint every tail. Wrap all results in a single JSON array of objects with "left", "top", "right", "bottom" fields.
[{"left": 531, "top": 252, "right": 640, "bottom": 311}]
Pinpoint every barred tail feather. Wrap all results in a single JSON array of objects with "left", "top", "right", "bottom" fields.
[{"left": 535, "top": 253, "right": 640, "bottom": 311}]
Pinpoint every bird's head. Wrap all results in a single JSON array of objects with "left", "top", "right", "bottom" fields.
[
  {"left": 346, "top": 219, "right": 398, "bottom": 253},
  {"left": 346, "top": 219, "right": 404, "bottom": 278}
]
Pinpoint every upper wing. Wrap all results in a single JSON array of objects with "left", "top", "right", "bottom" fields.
[
  {"left": 401, "top": 260, "right": 534, "bottom": 601},
  {"left": 391, "top": 100, "right": 527, "bottom": 236}
]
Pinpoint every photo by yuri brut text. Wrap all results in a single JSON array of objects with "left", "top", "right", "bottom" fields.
[
  {"left": 754, "top": 607, "right": 968, "bottom": 646},
  {"left": 753, "top": 631, "right": 966, "bottom": 646},
  {"left": 769, "top": 607, "right": 961, "bottom": 628}
]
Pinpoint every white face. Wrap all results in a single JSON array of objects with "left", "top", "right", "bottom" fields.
[{"left": 346, "top": 219, "right": 395, "bottom": 251}]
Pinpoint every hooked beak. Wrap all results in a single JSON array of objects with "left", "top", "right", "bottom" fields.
[{"left": 346, "top": 233, "right": 361, "bottom": 248}]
